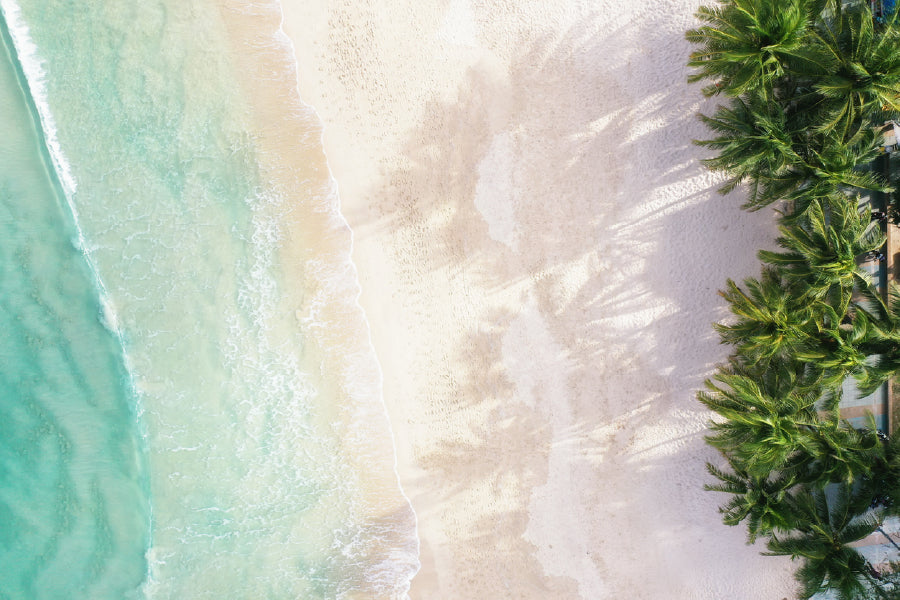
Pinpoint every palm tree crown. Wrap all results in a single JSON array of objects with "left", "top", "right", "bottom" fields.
[
  {"left": 765, "top": 483, "right": 890, "bottom": 600},
  {"left": 715, "top": 267, "right": 820, "bottom": 364},
  {"left": 809, "top": 2, "right": 900, "bottom": 139},
  {"left": 706, "top": 455, "right": 799, "bottom": 542},
  {"left": 699, "top": 368, "right": 823, "bottom": 476},
  {"left": 759, "top": 196, "right": 884, "bottom": 309},
  {"left": 686, "top": 0, "right": 818, "bottom": 98}
]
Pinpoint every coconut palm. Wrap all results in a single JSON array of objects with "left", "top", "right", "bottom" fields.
[
  {"left": 731, "top": 352, "right": 822, "bottom": 396},
  {"left": 794, "top": 127, "right": 890, "bottom": 202},
  {"left": 851, "top": 283, "right": 900, "bottom": 394},
  {"left": 770, "top": 132, "right": 889, "bottom": 214},
  {"left": 695, "top": 95, "right": 807, "bottom": 203},
  {"left": 699, "top": 368, "right": 823, "bottom": 477},
  {"left": 686, "top": 0, "right": 823, "bottom": 98},
  {"left": 765, "top": 483, "right": 891, "bottom": 599},
  {"left": 705, "top": 455, "right": 799, "bottom": 542},
  {"left": 695, "top": 98, "right": 888, "bottom": 209},
  {"left": 716, "top": 267, "right": 820, "bottom": 364},
  {"left": 795, "top": 303, "right": 878, "bottom": 390},
  {"left": 797, "top": 412, "right": 882, "bottom": 484},
  {"left": 700, "top": 359, "right": 880, "bottom": 482},
  {"left": 809, "top": 1, "right": 900, "bottom": 140},
  {"left": 864, "top": 427, "right": 900, "bottom": 511},
  {"left": 759, "top": 196, "right": 884, "bottom": 310}
]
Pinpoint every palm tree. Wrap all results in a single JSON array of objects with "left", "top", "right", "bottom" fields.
[
  {"left": 795, "top": 303, "right": 877, "bottom": 390},
  {"left": 864, "top": 427, "right": 900, "bottom": 511},
  {"left": 705, "top": 454, "right": 799, "bottom": 542},
  {"left": 808, "top": 1, "right": 900, "bottom": 140},
  {"left": 717, "top": 251, "right": 880, "bottom": 392},
  {"left": 731, "top": 352, "right": 822, "bottom": 397},
  {"left": 686, "top": 0, "right": 822, "bottom": 99},
  {"left": 699, "top": 368, "right": 823, "bottom": 477},
  {"left": 792, "top": 127, "right": 890, "bottom": 206},
  {"left": 774, "top": 127, "right": 890, "bottom": 214},
  {"left": 759, "top": 196, "right": 884, "bottom": 310},
  {"left": 765, "top": 483, "right": 891, "bottom": 599},
  {"left": 696, "top": 98, "right": 889, "bottom": 210},
  {"left": 700, "top": 360, "right": 879, "bottom": 482},
  {"left": 688, "top": 1, "right": 896, "bottom": 209},
  {"left": 797, "top": 412, "right": 881, "bottom": 485},
  {"left": 695, "top": 95, "right": 807, "bottom": 205},
  {"left": 716, "top": 267, "right": 820, "bottom": 365},
  {"left": 851, "top": 282, "right": 900, "bottom": 394}
]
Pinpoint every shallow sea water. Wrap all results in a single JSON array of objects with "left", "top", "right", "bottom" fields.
[
  {"left": 0, "top": 1, "right": 418, "bottom": 598},
  {"left": 0, "top": 14, "right": 149, "bottom": 598}
]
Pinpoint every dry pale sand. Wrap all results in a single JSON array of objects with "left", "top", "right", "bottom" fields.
[{"left": 279, "top": 0, "right": 800, "bottom": 597}]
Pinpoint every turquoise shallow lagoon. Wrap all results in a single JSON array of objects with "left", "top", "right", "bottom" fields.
[{"left": 0, "top": 1, "right": 418, "bottom": 598}]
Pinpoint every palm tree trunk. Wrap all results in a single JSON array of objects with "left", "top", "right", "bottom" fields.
[
  {"left": 876, "top": 525, "right": 900, "bottom": 553},
  {"left": 863, "top": 565, "right": 893, "bottom": 600}
]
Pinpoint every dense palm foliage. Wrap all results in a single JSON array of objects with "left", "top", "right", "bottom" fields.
[
  {"left": 686, "top": 0, "right": 821, "bottom": 98},
  {"left": 765, "top": 484, "right": 889, "bottom": 599},
  {"left": 759, "top": 198, "right": 883, "bottom": 309},
  {"left": 690, "top": 0, "right": 900, "bottom": 206},
  {"left": 715, "top": 268, "right": 821, "bottom": 365},
  {"left": 700, "top": 368, "right": 823, "bottom": 476},
  {"left": 696, "top": 100, "right": 888, "bottom": 209},
  {"left": 701, "top": 364, "right": 881, "bottom": 482},
  {"left": 688, "top": 0, "right": 900, "bottom": 596},
  {"left": 812, "top": 2, "right": 900, "bottom": 139},
  {"left": 705, "top": 456, "right": 798, "bottom": 542},
  {"left": 853, "top": 284, "right": 900, "bottom": 393}
]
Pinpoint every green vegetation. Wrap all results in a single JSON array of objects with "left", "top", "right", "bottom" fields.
[{"left": 688, "top": 0, "right": 900, "bottom": 597}]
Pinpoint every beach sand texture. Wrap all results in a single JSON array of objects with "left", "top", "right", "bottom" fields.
[{"left": 281, "top": 0, "right": 798, "bottom": 597}]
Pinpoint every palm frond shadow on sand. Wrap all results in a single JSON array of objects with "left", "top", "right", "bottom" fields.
[{"left": 346, "top": 9, "right": 795, "bottom": 599}]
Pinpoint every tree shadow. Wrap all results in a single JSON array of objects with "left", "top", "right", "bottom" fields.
[{"left": 344, "top": 6, "right": 793, "bottom": 598}]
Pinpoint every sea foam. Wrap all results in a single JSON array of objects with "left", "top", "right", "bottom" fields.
[{"left": 0, "top": 0, "right": 420, "bottom": 597}]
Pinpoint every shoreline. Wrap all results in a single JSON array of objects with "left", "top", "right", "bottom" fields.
[
  {"left": 217, "top": 0, "right": 421, "bottom": 595},
  {"left": 279, "top": 0, "right": 800, "bottom": 597}
]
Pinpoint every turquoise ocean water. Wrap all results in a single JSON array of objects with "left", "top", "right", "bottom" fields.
[{"left": 0, "top": 1, "right": 418, "bottom": 598}]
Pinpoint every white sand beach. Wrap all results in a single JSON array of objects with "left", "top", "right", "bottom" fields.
[{"left": 279, "top": 0, "right": 799, "bottom": 597}]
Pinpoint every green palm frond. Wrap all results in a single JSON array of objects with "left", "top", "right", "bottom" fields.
[
  {"left": 686, "top": 0, "right": 817, "bottom": 97},
  {"left": 809, "top": 2, "right": 900, "bottom": 138},
  {"left": 759, "top": 196, "right": 884, "bottom": 311},
  {"left": 699, "top": 368, "right": 825, "bottom": 476},
  {"left": 696, "top": 96, "right": 806, "bottom": 191},
  {"left": 796, "top": 301, "right": 879, "bottom": 391},
  {"left": 705, "top": 455, "right": 799, "bottom": 541},
  {"left": 802, "top": 418, "right": 880, "bottom": 484},
  {"left": 851, "top": 282, "right": 900, "bottom": 394},
  {"left": 715, "top": 267, "right": 821, "bottom": 364},
  {"left": 696, "top": 96, "right": 887, "bottom": 209},
  {"left": 765, "top": 483, "right": 885, "bottom": 600}
]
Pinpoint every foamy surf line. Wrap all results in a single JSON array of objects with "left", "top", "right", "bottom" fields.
[
  {"left": 273, "top": 0, "right": 421, "bottom": 584},
  {"left": 2, "top": 0, "right": 419, "bottom": 595},
  {"left": 0, "top": 0, "right": 129, "bottom": 348},
  {"left": 265, "top": 0, "right": 423, "bottom": 577},
  {"left": 0, "top": 0, "right": 74, "bottom": 196},
  {"left": 0, "top": 0, "right": 148, "bottom": 426},
  {"left": 0, "top": 0, "right": 155, "bottom": 578},
  {"left": 218, "top": 1, "right": 421, "bottom": 593}
]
